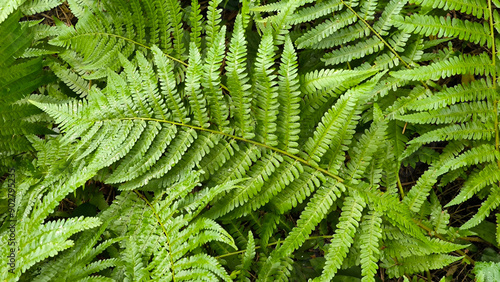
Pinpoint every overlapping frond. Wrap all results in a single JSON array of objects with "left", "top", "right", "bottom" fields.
[
  {"left": 3, "top": 0, "right": 499, "bottom": 280},
  {"left": 390, "top": 53, "right": 495, "bottom": 81},
  {"left": 314, "top": 193, "right": 365, "bottom": 281},
  {"left": 0, "top": 10, "right": 51, "bottom": 173},
  {"left": 393, "top": 15, "right": 491, "bottom": 47}
]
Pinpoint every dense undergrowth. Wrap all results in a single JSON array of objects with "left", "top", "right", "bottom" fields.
[{"left": 1, "top": 0, "right": 500, "bottom": 280}]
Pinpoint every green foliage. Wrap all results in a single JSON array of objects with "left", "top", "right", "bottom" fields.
[
  {"left": 1, "top": 0, "right": 499, "bottom": 280},
  {"left": 474, "top": 261, "right": 500, "bottom": 282}
]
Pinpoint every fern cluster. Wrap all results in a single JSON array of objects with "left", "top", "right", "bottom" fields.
[{"left": 1, "top": 0, "right": 499, "bottom": 280}]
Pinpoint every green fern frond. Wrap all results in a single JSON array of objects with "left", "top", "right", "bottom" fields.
[
  {"left": 8, "top": 0, "right": 500, "bottom": 279},
  {"left": 390, "top": 53, "right": 495, "bottom": 81},
  {"left": 445, "top": 163, "right": 500, "bottom": 207},
  {"left": 295, "top": 10, "right": 358, "bottom": 49},
  {"left": 396, "top": 101, "right": 493, "bottom": 124},
  {"left": 188, "top": 0, "right": 203, "bottom": 49},
  {"left": 49, "top": 61, "right": 90, "bottom": 97},
  {"left": 310, "top": 21, "right": 370, "bottom": 49},
  {"left": 429, "top": 194, "right": 450, "bottom": 235},
  {"left": 303, "top": 86, "right": 360, "bottom": 164},
  {"left": 382, "top": 254, "right": 461, "bottom": 278},
  {"left": 323, "top": 36, "right": 384, "bottom": 65},
  {"left": 394, "top": 14, "right": 491, "bottom": 46},
  {"left": 237, "top": 231, "right": 256, "bottom": 280},
  {"left": 226, "top": 15, "right": 254, "bottom": 139},
  {"left": 410, "top": 0, "right": 489, "bottom": 19},
  {"left": 444, "top": 144, "right": 500, "bottom": 170},
  {"left": 277, "top": 36, "right": 301, "bottom": 154},
  {"left": 314, "top": 192, "right": 365, "bottom": 281},
  {"left": 253, "top": 31, "right": 279, "bottom": 146},
  {"left": 270, "top": 168, "right": 324, "bottom": 214},
  {"left": 402, "top": 142, "right": 467, "bottom": 212},
  {"left": 258, "top": 178, "right": 345, "bottom": 279},
  {"left": 359, "top": 210, "right": 382, "bottom": 282},
  {"left": 373, "top": 0, "right": 408, "bottom": 36},
  {"left": 344, "top": 106, "right": 387, "bottom": 184},
  {"left": 228, "top": 159, "right": 304, "bottom": 219},
  {"left": 153, "top": 46, "right": 189, "bottom": 123},
  {"left": 407, "top": 121, "right": 495, "bottom": 145},
  {"left": 300, "top": 68, "right": 377, "bottom": 96},
  {"left": 19, "top": 0, "right": 63, "bottom": 16},
  {"left": 206, "top": 152, "right": 282, "bottom": 218},
  {"left": 186, "top": 43, "right": 209, "bottom": 128},
  {"left": 205, "top": 0, "right": 223, "bottom": 50},
  {"left": 288, "top": 0, "right": 346, "bottom": 25},
  {"left": 31, "top": 217, "right": 122, "bottom": 280},
  {"left": 202, "top": 26, "right": 229, "bottom": 131},
  {"left": 382, "top": 229, "right": 466, "bottom": 259},
  {"left": 406, "top": 78, "right": 496, "bottom": 111},
  {"left": 164, "top": 0, "right": 184, "bottom": 57}
]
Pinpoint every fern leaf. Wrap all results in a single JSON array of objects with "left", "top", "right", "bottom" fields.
[
  {"left": 206, "top": 152, "right": 282, "bottom": 218},
  {"left": 391, "top": 53, "right": 494, "bottom": 81},
  {"left": 152, "top": 46, "right": 189, "bottom": 123},
  {"left": 344, "top": 107, "right": 387, "bottom": 184},
  {"left": 323, "top": 36, "right": 384, "bottom": 65},
  {"left": 304, "top": 79, "right": 376, "bottom": 164},
  {"left": 430, "top": 203, "right": 450, "bottom": 235},
  {"left": 186, "top": 43, "right": 209, "bottom": 128},
  {"left": 311, "top": 22, "right": 370, "bottom": 49},
  {"left": 258, "top": 179, "right": 345, "bottom": 280},
  {"left": 373, "top": 0, "right": 408, "bottom": 35},
  {"left": 403, "top": 142, "right": 466, "bottom": 212},
  {"left": 277, "top": 36, "right": 301, "bottom": 154},
  {"left": 270, "top": 168, "right": 325, "bottom": 214},
  {"left": 396, "top": 101, "right": 492, "bottom": 124},
  {"left": 164, "top": 0, "right": 184, "bottom": 57},
  {"left": 253, "top": 31, "right": 279, "bottom": 146},
  {"left": 226, "top": 15, "right": 254, "bottom": 139},
  {"left": 406, "top": 78, "right": 496, "bottom": 111},
  {"left": 446, "top": 163, "right": 500, "bottom": 207},
  {"left": 314, "top": 192, "right": 365, "bottom": 281},
  {"left": 119, "top": 128, "right": 197, "bottom": 190},
  {"left": 382, "top": 254, "right": 461, "bottom": 278},
  {"left": 49, "top": 62, "right": 89, "bottom": 97},
  {"left": 188, "top": 0, "right": 203, "bottom": 49},
  {"left": 410, "top": 0, "right": 489, "bottom": 20},
  {"left": 228, "top": 158, "right": 303, "bottom": 219},
  {"left": 408, "top": 121, "right": 494, "bottom": 145},
  {"left": 300, "top": 69, "right": 377, "bottom": 94},
  {"left": 391, "top": 53, "right": 495, "bottom": 81},
  {"left": 19, "top": 216, "right": 101, "bottom": 273},
  {"left": 394, "top": 15, "right": 491, "bottom": 46},
  {"left": 474, "top": 261, "right": 500, "bottom": 282},
  {"left": 136, "top": 51, "right": 169, "bottom": 120},
  {"left": 288, "top": 0, "right": 345, "bottom": 25},
  {"left": 205, "top": 0, "right": 223, "bottom": 50},
  {"left": 202, "top": 26, "right": 229, "bottom": 131},
  {"left": 199, "top": 139, "right": 238, "bottom": 179},
  {"left": 444, "top": 143, "right": 500, "bottom": 171},
  {"left": 295, "top": 10, "right": 357, "bottom": 49},
  {"left": 237, "top": 231, "right": 256, "bottom": 281},
  {"left": 359, "top": 210, "right": 383, "bottom": 282}
]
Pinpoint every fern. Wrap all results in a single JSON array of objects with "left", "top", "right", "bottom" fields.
[
  {"left": 390, "top": 53, "right": 495, "bottom": 81},
  {"left": 2, "top": 0, "right": 500, "bottom": 280},
  {"left": 393, "top": 14, "right": 491, "bottom": 47}
]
